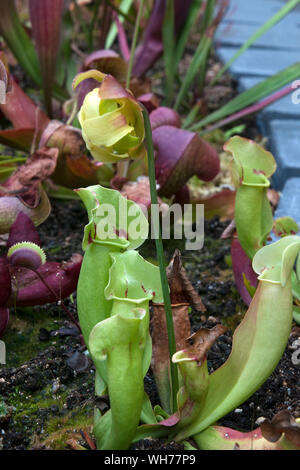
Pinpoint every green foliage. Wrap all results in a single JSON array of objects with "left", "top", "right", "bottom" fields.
[
  {"left": 134, "top": 237, "right": 300, "bottom": 446},
  {"left": 190, "top": 62, "right": 300, "bottom": 131},
  {"left": 211, "top": 0, "right": 300, "bottom": 85},
  {"left": 77, "top": 184, "right": 163, "bottom": 449},
  {"left": 225, "top": 136, "right": 276, "bottom": 259}
]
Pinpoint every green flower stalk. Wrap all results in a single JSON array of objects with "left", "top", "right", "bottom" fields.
[
  {"left": 73, "top": 70, "right": 145, "bottom": 163},
  {"left": 225, "top": 136, "right": 276, "bottom": 259}
]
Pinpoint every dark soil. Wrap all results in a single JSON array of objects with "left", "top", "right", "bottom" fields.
[{"left": 0, "top": 199, "right": 299, "bottom": 450}]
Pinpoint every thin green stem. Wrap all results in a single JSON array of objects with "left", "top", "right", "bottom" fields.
[
  {"left": 142, "top": 106, "right": 179, "bottom": 413},
  {"left": 104, "top": 0, "right": 135, "bottom": 25},
  {"left": 126, "top": 0, "right": 145, "bottom": 89}
]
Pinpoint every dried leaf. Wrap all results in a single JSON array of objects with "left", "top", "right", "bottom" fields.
[
  {"left": 167, "top": 249, "right": 206, "bottom": 311},
  {"left": 184, "top": 324, "right": 228, "bottom": 366},
  {"left": 261, "top": 410, "right": 300, "bottom": 447},
  {"left": 2, "top": 147, "right": 58, "bottom": 207},
  {"left": 151, "top": 249, "right": 206, "bottom": 412},
  {"left": 0, "top": 148, "right": 56, "bottom": 233},
  {"left": 151, "top": 302, "right": 191, "bottom": 412}
]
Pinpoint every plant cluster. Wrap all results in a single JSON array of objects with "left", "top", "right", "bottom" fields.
[{"left": 0, "top": 0, "right": 299, "bottom": 451}]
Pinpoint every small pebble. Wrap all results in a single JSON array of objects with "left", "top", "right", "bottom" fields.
[
  {"left": 38, "top": 328, "right": 50, "bottom": 342},
  {"left": 52, "top": 378, "right": 60, "bottom": 394},
  {"left": 255, "top": 416, "right": 266, "bottom": 426}
]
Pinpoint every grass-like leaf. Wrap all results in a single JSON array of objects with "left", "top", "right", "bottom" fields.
[
  {"left": 0, "top": 0, "right": 68, "bottom": 102},
  {"left": 163, "top": 0, "right": 175, "bottom": 105},
  {"left": 174, "top": 0, "right": 204, "bottom": 69},
  {"left": 189, "top": 61, "right": 300, "bottom": 131},
  {"left": 212, "top": 0, "right": 300, "bottom": 85},
  {"left": 174, "top": 0, "right": 226, "bottom": 110},
  {"left": 105, "top": 0, "right": 135, "bottom": 49}
]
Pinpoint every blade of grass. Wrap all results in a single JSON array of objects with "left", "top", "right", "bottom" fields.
[
  {"left": 163, "top": 0, "right": 175, "bottom": 106},
  {"left": 182, "top": 102, "right": 202, "bottom": 128},
  {"left": 174, "top": 35, "right": 212, "bottom": 110},
  {"left": 211, "top": 0, "right": 300, "bottom": 86},
  {"left": 197, "top": 0, "right": 217, "bottom": 93},
  {"left": 0, "top": 1, "right": 68, "bottom": 102},
  {"left": 105, "top": 0, "right": 135, "bottom": 49},
  {"left": 174, "top": 0, "right": 227, "bottom": 111},
  {"left": 114, "top": 12, "right": 131, "bottom": 61},
  {"left": 199, "top": 84, "right": 295, "bottom": 135},
  {"left": 0, "top": 0, "right": 41, "bottom": 86},
  {"left": 174, "top": 0, "right": 204, "bottom": 75},
  {"left": 189, "top": 61, "right": 300, "bottom": 131},
  {"left": 200, "top": 0, "right": 216, "bottom": 34},
  {"left": 126, "top": 0, "right": 145, "bottom": 88},
  {"left": 142, "top": 105, "right": 179, "bottom": 414}
]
